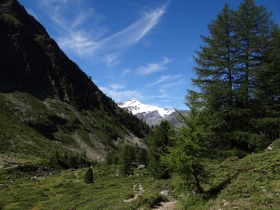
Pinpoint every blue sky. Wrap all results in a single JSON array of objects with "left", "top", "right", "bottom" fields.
[{"left": 18, "top": 0, "right": 280, "bottom": 110}]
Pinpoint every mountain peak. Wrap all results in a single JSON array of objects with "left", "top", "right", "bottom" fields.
[
  {"left": 125, "top": 99, "right": 140, "bottom": 105},
  {"left": 118, "top": 99, "right": 188, "bottom": 126},
  {"left": 117, "top": 100, "right": 175, "bottom": 117}
]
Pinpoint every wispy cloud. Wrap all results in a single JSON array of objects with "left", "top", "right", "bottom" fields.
[
  {"left": 99, "top": 85, "right": 144, "bottom": 102},
  {"left": 146, "top": 94, "right": 183, "bottom": 100},
  {"left": 183, "top": 56, "right": 193, "bottom": 63},
  {"left": 98, "top": 77, "right": 184, "bottom": 104},
  {"left": 137, "top": 57, "right": 171, "bottom": 75},
  {"left": 103, "top": 53, "right": 121, "bottom": 67},
  {"left": 159, "top": 79, "right": 185, "bottom": 93},
  {"left": 122, "top": 69, "right": 131, "bottom": 77},
  {"left": 57, "top": 30, "right": 101, "bottom": 57},
  {"left": 101, "top": 5, "right": 167, "bottom": 52},
  {"left": 39, "top": 0, "right": 167, "bottom": 64},
  {"left": 39, "top": 0, "right": 105, "bottom": 57},
  {"left": 146, "top": 74, "right": 181, "bottom": 87},
  {"left": 109, "top": 83, "right": 125, "bottom": 90}
]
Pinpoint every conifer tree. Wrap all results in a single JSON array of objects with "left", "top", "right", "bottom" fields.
[
  {"left": 162, "top": 91, "right": 210, "bottom": 193},
  {"left": 192, "top": 3, "right": 239, "bottom": 156},
  {"left": 147, "top": 121, "right": 174, "bottom": 179},
  {"left": 118, "top": 145, "right": 132, "bottom": 177},
  {"left": 231, "top": 0, "right": 277, "bottom": 148},
  {"left": 84, "top": 168, "right": 94, "bottom": 184},
  {"left": 192, "top": 0, "right": 279, "bottom": 156},
  {"left": 136, "top": 148, "right": 148, "bottom": 165},
  {"left": 254, "top": 26, "right": 280, "bottom": 142}
]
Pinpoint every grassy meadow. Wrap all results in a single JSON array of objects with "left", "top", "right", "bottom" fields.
[{"left": 1, "top": 144, "right": 280, "bottom": 209}]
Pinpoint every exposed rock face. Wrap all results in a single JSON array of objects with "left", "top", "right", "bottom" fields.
[
  {"left": 137, "top": 110, "right": 188, "bottom": 126},
  {"left": 163, "top": 110, "right": 189, "bottom": 127}
]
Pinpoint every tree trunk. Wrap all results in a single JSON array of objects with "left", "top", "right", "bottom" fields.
[{"left": 192, "top": 164, "right": 203, "bottom": 193}]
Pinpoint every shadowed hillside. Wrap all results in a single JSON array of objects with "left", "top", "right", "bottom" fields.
[{"left": 0, "top": 0, "right": 150, "bottom": 164}]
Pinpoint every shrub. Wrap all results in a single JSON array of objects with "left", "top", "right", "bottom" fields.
[{"left": 84, "top": 168, "right": 94, "bottom": 184}]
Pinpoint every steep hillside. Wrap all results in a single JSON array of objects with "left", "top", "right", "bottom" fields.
[{"left": 0, "top": 0, "right": 150, "bottom": 164}]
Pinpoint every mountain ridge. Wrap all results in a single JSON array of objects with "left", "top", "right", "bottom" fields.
[
  {"left": 118, "top": 99, "right": 188, "bottom": 126},
  {"left": 0, "top": 0, "right": 150, "bottom": 163},
  {"left": 118, "top": 99, "right": 175, "bottom": 117}
]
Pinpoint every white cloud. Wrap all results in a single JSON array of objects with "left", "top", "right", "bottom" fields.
[
  {"left": 110, "top": 84, "right": 125, "bottom": 90},
  {"left": 71, "top": 12, "right": 88, "bottom": 29},
  {"left": 159, "top": 79, "right": 185, "bottom": 93},
  {"left": 39, "top": 0, "right": 167, "bottom": 64},
  {"left": 99, "top": 86, "right": 144, "bottom": 103},
  {"left": 103, "top": 53, "right": 121, "bottom": 67},
  {"left": 137, "top": 57, "right": 171, "bottom": 75},
  {"left": 146, "top": 74, "right": 181, "bottom": 87},
  {"left": 57, "top": 30, "right": 101, "bottom": 57},
  {"left": 122, "top": 69, "right": 131, "bottom": 77},
  {"left": 39, "top": 0, "right": 105, "bottom": 57},
  {"left": 100, "top": 5, "right": 167, "bottom": 52}
]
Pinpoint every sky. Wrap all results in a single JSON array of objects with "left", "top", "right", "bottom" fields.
[{"left": 18, "top": 0, "right": 280, "bottom": 110}]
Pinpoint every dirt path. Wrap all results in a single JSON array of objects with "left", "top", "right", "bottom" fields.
[
  {"left": 122, "top": 183, "right": 178, "bottom": 209},
  {"left": 123, "top": 183, "right": 144, "bottom": 203},
  {"left": 151, "top": 201, "right": 178, "bottom": 210}
]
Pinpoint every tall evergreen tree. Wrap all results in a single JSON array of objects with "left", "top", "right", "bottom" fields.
[
  {"left": 232, "top": 0, "right": 277, "bottom": 148},
  {"left": 192, "top": 0, "right": 278, "bottom": 157},
  {"left": 118, "top": 145, "right": 132, "bottom": 177},
  {"left": 193, "top": 4, "right": 240, "bottom": 156},
  {"left": 162, "top": 91, "right": 210, "bottom": 193},
  {"left": 136, "top": 148, "right": 148, "bottom": 165},
  {"left": 254, "top": 26, "right": 280, "bottom": 142},
  {"left": 147, "top": 121, "right": 174, "bottom": 179}
]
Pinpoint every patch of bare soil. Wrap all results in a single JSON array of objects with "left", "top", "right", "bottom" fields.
[{"left": 151, "top": 200, "right": 178, "bottom": 210}]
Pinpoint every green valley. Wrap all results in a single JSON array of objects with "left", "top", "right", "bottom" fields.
[{"left": 1, "top": 0, "right": 280, "bottom": 209}]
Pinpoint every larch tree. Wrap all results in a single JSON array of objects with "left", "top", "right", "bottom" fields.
[
  {"left": 118, "top": 145, "right": 132, "bottom": 177},
  {"left": 253, "top": 25, "right": 280, "bottom": 142},
  {"left": 162, "top": 91, "right": 210, "bottom": 193},
  {"left": 192, "top": 0, "right": 279, "bottom": 157},
  {"left": 231, "top": 0, "right": 277, "bottom": 149}
]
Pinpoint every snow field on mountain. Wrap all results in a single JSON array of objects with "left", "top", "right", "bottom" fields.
[{"left": 118, "top": 99, "right": 175, "bottom": 117}]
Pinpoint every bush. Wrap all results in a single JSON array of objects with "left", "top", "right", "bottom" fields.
[{"left": 84, "top": 168, "right": 93, "bottom": 184}]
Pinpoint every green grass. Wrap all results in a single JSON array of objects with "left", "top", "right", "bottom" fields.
[
  {"left": 0, "top": 91, "right": 131, "bottom": 165},
  {"left": 181, "top": 147, "right": 280, "bottom": 210},
  {"left": 1, "top": 91, "right": 280, "bottom": 209},
  {"left": 2, "top": 146, "right": 279, "bottom": 210},
  {"left": 1, "top": 148, "right": 280, "bottom": 208},
  {"left": 0, "top": 91, "right": 163, "bottom": 209},
  {"left": 0, "top": 165, "right": 171, "bottom": 210}
]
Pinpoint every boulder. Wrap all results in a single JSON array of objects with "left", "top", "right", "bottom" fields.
[
  {"left": 160, "top": 190, "right": 172, "bottom": 196},
  {"left": 137, "top": 164, "right": 146, "bottom": 169}
]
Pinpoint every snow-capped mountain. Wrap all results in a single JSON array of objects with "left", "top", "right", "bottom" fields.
[
  {"left": 118, "top": 99, "right": 174, "bottom": 117},
  {"left": 118, "top": 99, "right": 187, "bottom": 126}
]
